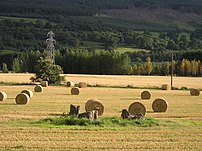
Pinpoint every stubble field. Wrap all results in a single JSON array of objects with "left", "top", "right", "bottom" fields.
[{"left": 0, "top": 73, "right": 202, "bottom": 150}]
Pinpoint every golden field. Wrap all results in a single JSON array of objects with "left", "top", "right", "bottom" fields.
[
  {"left": 0, "top": 73, "right": 202, "bottom": 88},
  {"left": 0, "top": 73, "right": 202, "bottom": 150}
]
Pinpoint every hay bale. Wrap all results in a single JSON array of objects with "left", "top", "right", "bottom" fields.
[
  {"left": 66, "top": 81, "right": 75, "bottom": 87},
  {"left": 0, "top": 91, "right": 7, "bottom": 102},
  {"left": 85, "top": 99, "right": 104, "bottom": 116},
  {"left": 141, "top": 90, "right": 151, "bottom": 99},
  {"left": 71, "top": 87, "right": 80, "bottom": 95},
  {"left": 128, "top": 102, "right": 146, "bottom": 116},
  {"left": 78, "top": 82, "right": 87, "bottom": 88},
  {"left": 41, "top": 81, "right": 48, "bottom": 87},
  {"left": 15, "top": 93, "right": 30, "bottom": 104},
  {"left": 34, "top": 85, "right": 43, "bottom": 92},
  {"left": 190, "top": 89, "right": 200, "bottom": 96},
  {"left": 152, "top": 98, "right": 168, "bottom": 112},
  {"left": 162, "top": 84, "right": 170, "bottom": 90},
  {"left": 21, "top": 90, "right": 33, "bottom": 98}
]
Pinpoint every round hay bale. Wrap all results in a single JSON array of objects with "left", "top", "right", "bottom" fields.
[
  {"left": 15, "top": 93, "right": 30, "bottom": 104},
  {"left": 67, "top": 81, "right": 75, "bottom": 87},
  {"left": 128, "top": 102, "right": 146, "bottom": 116},
  {"left": 0, "top": 91, "right": 7, "bottom": 102},
  {"left": 34, "top": 85, "right": 43, "bottom": 92},
  {"left": 41, "top": 81, "right": 48, "bottom": 87},
  {"left": 78, "top": 82, "right": 87, "bottom": 88},
  {"left": 162, "top": 84, "right": 170, "bottom": 90},
  {"left": 71, "top": 87, "right": 80, "bottom": 95},
  {"left": 21, "top": 90, "right": 33, "bottom": 98},
  {"left": 141, "top": 90, "right": 151, "bottom": 99},
  {"left": 85, "top": 99, "right": 94, "bottom": 109},
  {"left": 190, "top": 89, "right": 200, "bottom": 96},
  {"left": 85, "top": 99, "right": 104, "bottom": 116},
  {"left": 152, "top": 98, "right": 168, "bottom": 112}
]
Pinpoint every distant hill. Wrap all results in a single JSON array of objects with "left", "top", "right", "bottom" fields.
[
  {"left": 0, "top": 0, "right": 202, "bottom": 31},
  {"left": 1, "top": 0, "right": 202, "bottom": 53},
  {"left": 99, "top": 7, "right": 202, "bottom": 24}
]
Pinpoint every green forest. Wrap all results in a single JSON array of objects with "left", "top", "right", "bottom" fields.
[{"left": 0, "top": 0, "right": 202, "bottom": 76}]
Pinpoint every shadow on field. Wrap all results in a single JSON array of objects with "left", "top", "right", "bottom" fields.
[
  {"left": 7, "top": 98, "right": 15, "bottom": 100},
  {"left": 55, "top": 94, "right": 72, "bottom": 96},
  {"left": 48, "top": 113, "right": 63, "bottom": 116},
  {"left": 0, "top": 103, "right": 16, "bottom": 105},
  {"left": 120, "top": 97, "right": 141, "bottom": 101},
  {"left": 163, "top": 115, "right": 190, "bottom": 118},
  {"left": 147, "top": 111, "right": 155, "bottom": 113}
]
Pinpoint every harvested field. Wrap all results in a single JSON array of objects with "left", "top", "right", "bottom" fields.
[
  {"left": 0, "top": 74, "right": 202, "bottom": 150},
  {"left": 1, "top": 73, "right": 202, "bottom": 89}
]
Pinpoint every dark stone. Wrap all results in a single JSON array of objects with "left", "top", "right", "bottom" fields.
[
  {"left": 121, "top": 109, "right": 130, "bottom": 119},
  {"left": 78, "top": 110, "right": 98, "bottom": 120},
  {"left": 133, "top": 113, "right": 144, "bottom": 120},
  {"left": 68, "top": 104, "right": 80, "bottom": 116}
]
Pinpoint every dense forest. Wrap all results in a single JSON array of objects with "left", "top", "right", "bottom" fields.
[{"left": 0, "top": 0, "right": 202, "bottom": 76}]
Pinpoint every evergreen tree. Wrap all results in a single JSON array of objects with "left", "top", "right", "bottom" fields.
[
  {"left": 132, "top": 64, "right": 138, "bottom": 75},
  {"left": 144, "top": 57, "right": 153, "bottom": 75},
  {"left": 2, "top": 63, "right": 9, "bottom": 73},
  {"left": 184, "top": 59, "right": 191, "bottom": 76},
  {"left": 199, "top": 62, "right": 202, "bottom": 76},
  {"left": 180, "top": 59, "right": 185, "bottom": 76},
  {"left": 12, "top": 58, "right": 22, "bottom": 73}
]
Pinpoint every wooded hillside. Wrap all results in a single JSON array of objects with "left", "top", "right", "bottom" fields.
[{"left": 0, "top": 0, "right": 202, "bottom": 76}]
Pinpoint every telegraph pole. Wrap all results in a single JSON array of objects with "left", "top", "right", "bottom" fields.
[
  {"left": 46, "top": 31, "right": 56, "bottom": 64},
  {"left": 171, "top": 50, "right": 174, "bottom": 89}
]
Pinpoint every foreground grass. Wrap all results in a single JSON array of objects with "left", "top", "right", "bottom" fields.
[
  {"left": 36, "top": 116, "right": 159, "bottom": 128},
  {"left": 2, "top": 116, "right": 201, "bottom": 130}
]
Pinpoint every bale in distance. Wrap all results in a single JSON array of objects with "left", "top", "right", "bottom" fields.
[
  {"left": 0, "top": 91, "right": 7, "bottom": 102},
  {"left": 162, "top": 84, "right": 170, "bottom": 90},
  {"left": 16, "top": 93, "right": 30, "bottom": 104},
  {"left": 152, "top": 98, "right": 168, "bottom": 112},
  {"left": 34, "top": 85, "right": 43, "bottom": 92},
  {"left": 128, "top": 102, "right": 146, "bottom": 116},
  {"left": 71, "top": 87, "right": 80, "bottom": 95},
  {"left": 78, "top": 82, "right": 87, "bottom": 88},
  {"left": 67, "top": 81, "right": 75, "bottom": 87},
  {"left": 85, "top": 99, "right": 104, "bottom": 116},
  {"left": 141, "top": 90, "right": 151, "bottom": 99},
  {"left": 21, "top": 90, "right": 33, "bottom": 98},
  {"left": 190, "top": 89, "right": 200, "bottom": 96},
  {"left": 41, "top": 81, "right": 48, "bottom": 87}
]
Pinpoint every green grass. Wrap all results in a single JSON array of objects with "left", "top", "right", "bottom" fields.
[
  {"left": 114, "top": 47, "right": 149, "bottom": 54},
  {"left": 37, "top": 116, "right": 159, "bottom": 128},
  {"left": 2, "top": 116, "right": 201, "bottom": 130},
  {"left": 35, "top": 116, "right": 202, "bottom": 129}
]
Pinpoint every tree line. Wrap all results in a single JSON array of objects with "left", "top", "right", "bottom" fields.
[
  {"left": 1, "top": 18, "right": 202, "bottom": 56},
  {"left": 0, "top": 49, "right": 201, "bottom": 77}
]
